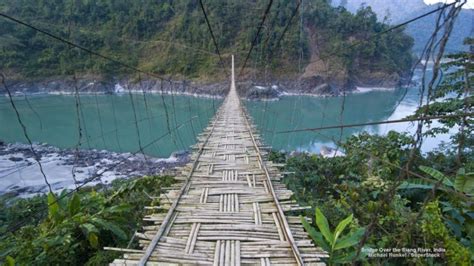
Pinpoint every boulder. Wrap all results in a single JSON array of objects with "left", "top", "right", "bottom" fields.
[
  {"left": 299, "top": 75, "right": 336, "bottom": 95},
  {"left": 245, "top": 85, "right": 280, "bottom": 100},
  {"left": 354, "top": 71, "right": 400, "bottom": 88}
]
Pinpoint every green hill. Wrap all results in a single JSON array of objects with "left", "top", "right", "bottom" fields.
[
  {"left": 0, "top": 0, "right": 413, "bottom": 84},
  {"left": 336, "top": 0, "right": 473, "bottom": 54}
]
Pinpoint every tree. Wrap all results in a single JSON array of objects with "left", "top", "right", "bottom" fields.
[{"left": 415, "top": 38, "right": 473, "bottom": 165}]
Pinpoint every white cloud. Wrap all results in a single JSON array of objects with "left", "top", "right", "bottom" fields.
[{"left": 424, "top": 0, "right": 474, "bottom": 9}]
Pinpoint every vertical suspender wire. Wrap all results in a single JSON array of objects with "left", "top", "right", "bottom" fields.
[
  {"left": 160, "top": 34, "right": 180, "bottom": 151},
  {"left": 125, "top": 80, "right": 152, "bottom": 175},
  {"left": 138, "top": 74, "right": 161, "bottom": 156},
  {"left": 193, "top": 95, "right": 205, "bottom": 133},
  {"left": 71, "top": 72, "right": 83, "bottom": 188},
  {"left": 257, "top": 0, "right": 301, "bottom": 151},
  {"left": 299, "top": 0, "right": 304, "bottom": 73},
  {"left": 1, "top": 73, "right": 53, "bottom": 194},
  {"left": 158, "top": 80, "right": 177, "bottom": 149},
  {"left": 333, "top": 88, "right": 346, "bottom": 158},
  {"left": 108, "top": 90, "right": 123, "bottom": 152},
  {"left": 66, "top": 3, "right": 82, "bottom": 188},
  {"left": 187, "top": 97, "right": 198, "bottom": 141},
  {"left": 92, "top": 88, "right": 109, "bottom": 189},
  {"left": 21, "top": 92, "right": 43, "bottom": 131},
  {"left": 169, "top": 80, "right": 187, "bottom": 150},
  {"left": 93, "top": 89, "right": 108, "bottom": 149},
  {"left": 183, "top": 82, "right": 198, "bottom": 143},
  {"left": 77, "top": 92, "right": 92, "bottom": 149}
]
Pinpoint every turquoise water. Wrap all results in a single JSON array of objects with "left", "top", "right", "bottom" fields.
[
  {"left": 0, "top": 94, "right": 221, "bottom": 157},
  {"left": 0, "top": 87, "right": 447, "bottom": 157},
  {"left": 246, "top": 89, "right": 407, "bottom": 152},
  {"left": 245, "top": 88, "right": 449, "bottom": 153}
]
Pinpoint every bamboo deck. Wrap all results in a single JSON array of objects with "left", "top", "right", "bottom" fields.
[{"left": 109, "top": 57, "right": 328, "bottom": 265}]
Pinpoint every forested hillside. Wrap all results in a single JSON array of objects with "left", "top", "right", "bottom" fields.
[
  {"left": 0, "top": 0, "right": 413, "bottom": 84},
  {"left": 403, "top": 5, "right": 473, "bottom": 54},
  {"left": 335, "top": 0, "right": 473, "bottom": 54}
]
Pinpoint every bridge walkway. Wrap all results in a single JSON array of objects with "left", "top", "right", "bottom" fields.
[{"left": 110, "top": 56, "right": 327, "bottom": 265}]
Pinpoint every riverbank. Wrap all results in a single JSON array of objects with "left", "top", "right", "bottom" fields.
[
  {"left": 1, "top": 76, "right": 229, "bottom": 98},
  {"left": 0, "top": 142, "right": 189, "bottom": 197},
  {"left": 1, "top": 75, "right": 407, "bottom": 100},
  {"left": 0, "top": 142, "right": 343, "bottom": 198}
]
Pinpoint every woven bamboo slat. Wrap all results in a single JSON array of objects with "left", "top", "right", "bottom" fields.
[{"left": 109, "top": 56, "right": 328, "bottom": 265}]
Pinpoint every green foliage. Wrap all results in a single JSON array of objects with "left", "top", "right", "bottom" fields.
[
  {"left": 1, "top": 191, "right": 130, "bottom": 264},
  {"left": 0, "top": 175, "right": 175, "bottom": 265},
  {"left": 0, "top": 194, "right": 47, "bottom": 235},
  {"left": 399, "top": 165, "right": 474, "bottom": 255},
  {"left": 454, "top": 168, "right": 474, "bottom": 195},
  {"left": 305, "top": 2, "right": 414, "bottom": 76},
  {"left": 69, "top": 192, "right": 81, "bottom": 216},
  {"left": 422, "top": 201, "right": 471, "bottom": 265},
  {"left": 301, "top": 208, "right": 365, "bottom": 265},
  {"left": 420, "top": 165, "right": 454, "bottom": 187},
  {"left": 279, "top": 129, "right": 473, "bottom": 264},
  {"left": 47, "top": 192, "right": 60, "bottom": 222},
  {"left": 399, "top": 166, "right": 474, "bottom": 196},
  {"left": 5, "top": 256, "right": 14, "bottom": 266},
  {"left": 414, "top": 38, "right": 473, "bottom": 164},
  {"left": 0, "top": 0, "right": 413, "bottom": 80}
]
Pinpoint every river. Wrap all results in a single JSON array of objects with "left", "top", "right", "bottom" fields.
[
  {"left": 1, "top": 94, "right": 221, "bottom": 157},
  {"left": 1, "top": 87, "right": 450, "bottom": 158},
  {"left": 246, "top": 86, "right": 452, "bottom": 153},
  {"left": 1, "top": 86, "right": 455, "bottom": 195}
]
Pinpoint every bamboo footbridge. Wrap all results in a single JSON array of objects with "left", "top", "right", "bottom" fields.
[{"left": 109, "top": 56, "right": 328, "bottom": 265}]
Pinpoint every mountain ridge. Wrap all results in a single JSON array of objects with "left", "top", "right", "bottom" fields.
[{"left": 334, "top": 0, "right": 473, "bottom": 53}]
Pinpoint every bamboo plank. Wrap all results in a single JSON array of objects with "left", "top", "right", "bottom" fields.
[{"left": 110, "top": 56, "right": 327, "bottom": 266}]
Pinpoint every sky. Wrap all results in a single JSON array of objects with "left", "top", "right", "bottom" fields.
[{"left": 424, "top": 0, "right": 474, "bottom": 9}]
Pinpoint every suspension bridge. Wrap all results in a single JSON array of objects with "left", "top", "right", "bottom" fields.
[
  {"left": 107, "top": 57, "right": 327, "bottom": 265},
  {"left": 0, "top": 1, "right": 468, "bottom": 265}
]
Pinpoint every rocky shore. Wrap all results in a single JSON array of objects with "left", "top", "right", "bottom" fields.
[
  {"left": 1, "top": 76, "right": 229, "bottom": 98},
  {"left": 0, "top": 142, "right": 189, "bottom": 197},
  {"left": 1, "top": 74, "right": 406, "bottom": 101}
]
